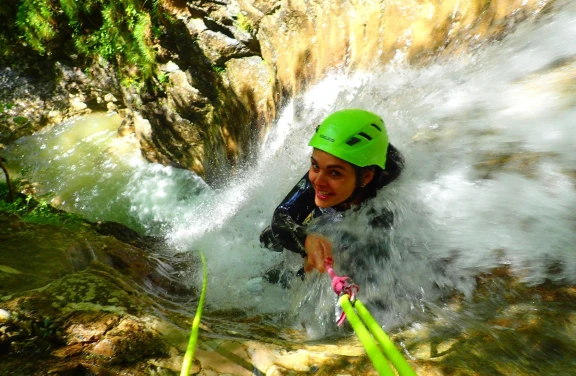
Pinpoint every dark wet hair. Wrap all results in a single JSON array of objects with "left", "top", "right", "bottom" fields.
[
  {"left": 359, "top": 143, "right": 404, "bottom": 200},
  {"left": 333, "top": 143, "right": 404, "bottom": 208}
]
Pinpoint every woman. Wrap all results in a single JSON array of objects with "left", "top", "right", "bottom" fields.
[{"left": 260, "top": 108, "right": 404, "bottom": 278}]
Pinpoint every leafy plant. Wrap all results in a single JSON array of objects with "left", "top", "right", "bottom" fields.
[
  {"left": 1, "top": 102, "right": 14, "bottom": 117},
  {"left": 0, "top": 183, "right": 84, "bottom": 229},
  {"left": 212, "top": 65, "right": 226, "bottom": 75},
  {"left": 2, "top": 0, "right": 165, "bottom": 84},
  {"left": 235, "top": 12, "right": 254, "bottom": 35},
  {"left": 1, "top": 102, "right": 29, "bottom": 127},
  {"left": 156, "top": 71, "right": 168, "bottom": 84},
  {"left": 15, "top": 0, "right": 57, "bottom": 55}
]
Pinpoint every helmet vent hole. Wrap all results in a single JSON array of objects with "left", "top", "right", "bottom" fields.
[
  {"left": 358, "top": 132, "right": 372, "bottom": 141},
  {"left": 370, "top": 123, "right": 382, "bottom": 132},
  {"left": 346, "top": 137, "right": 361, "bottom": 146}
]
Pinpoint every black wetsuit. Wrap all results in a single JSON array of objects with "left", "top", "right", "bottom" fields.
[
  {"left": 260, "top": 144, "right": 404, "bottom": 257},
  {"left": 260, "top": 172, "right": 330, "bottom": 256}
]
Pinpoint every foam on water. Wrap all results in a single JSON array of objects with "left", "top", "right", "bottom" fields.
[
  {"left": 3, "top": 113, "right": 210, "bottom": 234},
  {"left": 166, "top": 2, "right": 576, "bottom": 330},
  {"left": 3, "top": 1, "right": 576, "bottom": 336}
]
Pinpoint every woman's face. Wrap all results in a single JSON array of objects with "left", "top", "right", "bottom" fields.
[{"left": 309, "top": 149, "right": 358, "bottom": 208}]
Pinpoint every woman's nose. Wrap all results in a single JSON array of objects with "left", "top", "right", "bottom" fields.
[{"left": 313, "top": 171, "right": 327, "bottom": 186}]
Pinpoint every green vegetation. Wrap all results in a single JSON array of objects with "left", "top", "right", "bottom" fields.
[
  {"left": 1, "top": 102, "right": 30, "bottom": 128},
  {"left": 235, "top": 12, "right": 254, "bottom": 35},
  {"left": 1, "top": 0, "right": 165, "bottom": 84},
  {"left": 212, "top": 65, "right": 226, "bottom": 75},
  {"left": 1, "top": 102, "right": 14, "bottom": 118},
  {"left": 156, "top": 71, "right": 169, "bottom": 84},
  {"left": 0, "top": 182, "right": 85, "bottom": 229}
]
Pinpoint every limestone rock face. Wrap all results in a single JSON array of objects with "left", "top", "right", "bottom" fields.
[
  {"left": 0, "top": 0, "right": 552, "bottom": 185},
  {"left": 121, "top": 0, "right": 276, "bottom": 183},
  {"left": 242, "top": 0, "right": 551, "bottom": 96},
  {"left": 0, "top": 61, "right": 121, "bottom": 146},
  {"left": 135, "top": 0, "right": 550, "bottom": 183}
]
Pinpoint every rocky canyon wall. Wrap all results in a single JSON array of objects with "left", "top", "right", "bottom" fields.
[{"left": 0, "top": 0, "right": 553, "bottom": 185}]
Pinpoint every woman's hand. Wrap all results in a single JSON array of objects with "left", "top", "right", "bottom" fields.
[{"left": 304, "top": 233, "right": 332, "bottom": 273}]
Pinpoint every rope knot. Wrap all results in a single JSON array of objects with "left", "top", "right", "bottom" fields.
[{"left": 324, "top": 258, "right": 360, "bottom": 326}]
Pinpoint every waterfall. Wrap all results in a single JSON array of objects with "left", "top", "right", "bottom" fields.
[
  {"left": 4, "top": 0, "right": 576, "bottom": 339},
  {"left": 168, "top": 2, "right": 576, "bottom": 335}
]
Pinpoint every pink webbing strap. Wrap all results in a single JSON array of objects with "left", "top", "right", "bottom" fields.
[{"left": 325, "top": 258, "right": 360, "bottom": 326}]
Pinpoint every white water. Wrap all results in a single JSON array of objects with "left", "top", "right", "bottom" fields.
[
  {"left": 3, "top": 113, "right": 211, "bottom": 234},
  {"left": 4, "top": 1, "right": 576, "bottom": 338}
]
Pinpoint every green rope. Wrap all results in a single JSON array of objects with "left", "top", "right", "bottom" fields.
[
  {"left": 339, "top": 295, "right": 395, "bottom": 376},
  {"left": 354, "top": 299, "right": 417, "bottom": 376},
  {"left": 339, "top": 294, "right": 417, "bottom": 376},
  {"left": 180, "top": 250, "right": 207, "bottom": 376}
]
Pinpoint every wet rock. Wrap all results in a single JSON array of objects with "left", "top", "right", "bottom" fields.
[
  {"left": 91, "top": 220, "right": 162, "bottom": 250},
  {"left": 225, "top": 55, "right": 276, "bottom": 136},
  {"left": 63, "top": 311, "right": 116, "bottom": 344},
  {"left": 117, "top": 117, "right": 135, "bottom": 137},
  {"left": 474, "top": 151, "right": 557, "bottom": 179},
  {"left": 0, "top": 61, "right": 121, "bottom": 145},
  {"left": 392, "top": 266, "right": 576, "bottom": 375},
  {"left": 197, "top": 30, "right": 254, "bottom": 66},
  {"left": 47, "top": 110, "right": 63, "bottom": 125},
  {"left": 166, "top": 70, "right": 208, "bottom": 110},
  {"left": 2, "top": 217, "right": 576, "bottom": 376},
  {"left": 0, "top": 309, "right": 9, "bottom": 323},
  {"left": 104, "top": 93, "right": 118, "bottom": 103},
  {"left": 70, "top": 96, "right": 88, "bottom": 112},
  {"left": 0, "top": 216, "right": 184, "bottom": 374},
  {"left": 249, "top": 0, "right": 552, "bottom": 98},
  {"left": 0, "top": 0, "right": 555, "bottom": 187},
  {"left": 86, "top": 316, "right": 169, "bottom": 364},
  {"left": 0, "top": 220, "right": 78, "bottom": 294}
]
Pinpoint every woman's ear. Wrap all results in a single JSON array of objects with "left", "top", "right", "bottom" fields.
[{"left": 361, "top": 168, "right": 375, "bottom": 187}]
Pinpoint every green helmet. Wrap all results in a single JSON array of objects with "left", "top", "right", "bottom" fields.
[{"left": 308, "top": 109, "right": 389, "bottom": 168}]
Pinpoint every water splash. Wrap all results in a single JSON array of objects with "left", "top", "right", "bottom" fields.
[
  {"left": 3, "top": 1, "right": 576, "bottom": 339},
  {"left": 171, "top": 1, "right": 576, "bottom": 331},
  {"left": 3, "top": 113, "right": 210, "bottom": 234}
]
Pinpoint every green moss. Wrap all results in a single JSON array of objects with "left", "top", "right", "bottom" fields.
[
  {"left": 0, "top": 182, "right": 85, "bottom": 230},
  {"left": 47, "top": 270, "right": 132, "bottom": 314},
  {"left": 1, "top": 0, "right": 164, "bottom": 84},
  {"left": 0, "top": 102, "right": 16, "bottom": 123},
  {"left": 62, "top": 302, "right": 128, "bottom": 314},
  {"left": 212, "top": 65, "right": 226, "bottom": 75},
  {"left": 235, "top": 12, "right": 255, "bottom": 35},
  {"left": 12, "top": 116, "right": 29, "bottom": 125}
]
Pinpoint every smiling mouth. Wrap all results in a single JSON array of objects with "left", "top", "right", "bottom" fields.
[{"left": 315, "top": 190, "right": 332, "bottom": 199}]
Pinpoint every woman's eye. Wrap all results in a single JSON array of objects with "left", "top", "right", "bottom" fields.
[
  {"left": 330, "top": 170, "right": 341, "bottom": 177},
  {"left": 311, "top": 163, "right": 319, "bottom": 170}
]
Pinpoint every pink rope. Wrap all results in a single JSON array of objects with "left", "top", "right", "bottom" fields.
[
  {"left": 325, "top": 257, "right": 351, "bottom": 295},
  {"left": 325, "top": 258, "right": 360, "bottom": 326}
]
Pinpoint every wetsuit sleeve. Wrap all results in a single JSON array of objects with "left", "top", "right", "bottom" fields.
[{"left": 269, "top": 173, "right": 316, "bottom": 256}]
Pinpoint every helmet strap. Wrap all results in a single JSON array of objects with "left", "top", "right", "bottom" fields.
[{"left": 339, "top": 166, "right": 369, "bottom": 207}]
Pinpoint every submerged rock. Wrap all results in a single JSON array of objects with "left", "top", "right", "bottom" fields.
[
  {"left": 0, "top": 208, "right": 414, "bottom": 375},
  {"left": 2, "top": 207, "right": 576, "bottom": 375},
  {"left": 0, "top": 209, "right": 193, "bottom": 374}
]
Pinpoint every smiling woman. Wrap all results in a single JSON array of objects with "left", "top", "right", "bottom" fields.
[
  {"left": 309, "top": 149, "right": 365, "bottom": 208},
  {"left": 260, "top": 109, "right": 404, "bottom": 278}
]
